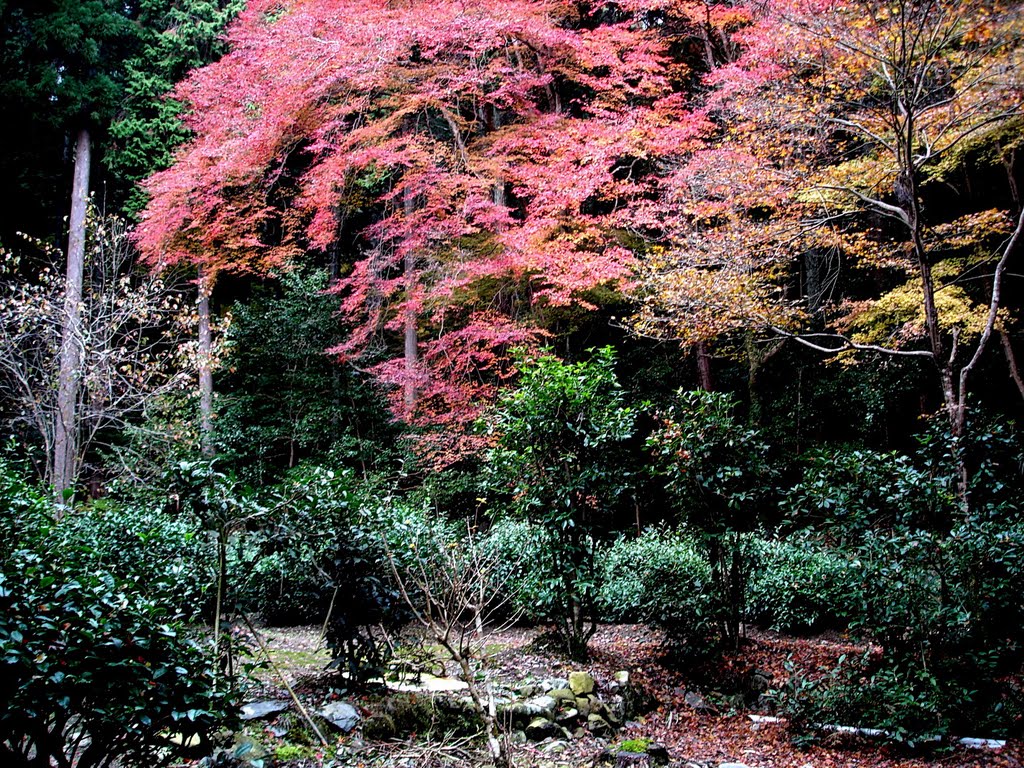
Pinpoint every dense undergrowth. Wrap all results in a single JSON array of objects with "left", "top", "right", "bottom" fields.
[{"left": 3, "top": 356, "right": 1023, "bottom": 765}]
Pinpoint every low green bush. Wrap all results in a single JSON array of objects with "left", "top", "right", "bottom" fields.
[
  {"left": 599, "top": 528, "right": 710, "bottom": 623},
  {"left": 479, "top": 518, "right": 546, "bottom": 622},
  {"left": 599, "top": 528, "right": 729, "bottom": 666},
  {"left": 0, "top": 553, "right": 234, "bottom": 767},
  {"left": 745, "top": 537, "right": 856, "bottom": 633},
  {"left": 778, "top": 423, "right": 1024, "bottom": 745},
  {"left": 51, "top": 501, "right": 214, "bottom": 617},
  {"left": 0, "top": 452, "right": 53, "bottom": 561}
]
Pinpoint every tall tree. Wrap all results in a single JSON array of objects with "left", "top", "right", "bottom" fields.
[
  {"left": 0, "top": 0, "right": 143, "bottom": 499},
  {"left": 0, "top": 0, "right": 242, "bottom": 497},
  {"left": 772, "top": 0, "right": 1024, "bottom": 505},
  {"left": 106, "top": 0, "right": 243, "bottom": 455},
  {"left": 134, "top": 0, "right": 740, "bottom": 463},
  {"left": 632, "top": 0, "right": 1024, "bottom": 506}
]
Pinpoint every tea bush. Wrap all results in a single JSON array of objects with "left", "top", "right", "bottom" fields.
[
  {"left": 0, "top": 553, "right": 234, "bottom": 767},
  {"left": 599, "top": 528, "right": 710, "bottom": 623},
  {"left": 745, "top": 537, "right": 856, "bottom": 633},
  {"left": 478, "top": 518, "right": 546, "bottom": 622},
  {"left": 51, "top": 501, "right": 213, "bottom": 617}
]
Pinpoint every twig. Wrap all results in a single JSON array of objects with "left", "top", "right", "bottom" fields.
[
  {"left": 238, "top": 611, "right": 330, "bottom": 748},
  {"left": 318, "top": 585, "right": 341, "bottom": 649}
]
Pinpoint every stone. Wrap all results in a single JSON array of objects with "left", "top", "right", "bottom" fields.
[
  {"left": 575, "top": 697, "right": 592, "bottom": 716},
  {"left": 526, "top": 717, "right": 561, "bottom": 740},
  {"left": 647, "top": 743, "right": 669, "bottom": 765},
  {"left": 550, "top": 687, "right": 576, "bottom": 704},
  {"left": 362, "top": 713, "right": 396, "bottom": 740},
  {"left": 614, "top": 671, "right": 630, "bottom": 685},
  {"left": 587, "top": 713, "right": 613, "bottom": 736},
  {"left": 240, "top": 700, "right": 290, "bottom": 720},
  {"left": 684, "top": 691, "right": 713, "bottom": 713},
  {"left": 569, "top": 671, "right": 596, "bottom": 696},
  {"left": 555, "top": 707, "right": 579, "bottom": 723},
  {"left": 541, "top": 740, "right": 570, "bottom": 754},
  {"left": 614, "top": 752, "right": 649, "bottom": 768},
  {"left": 607, "top": 694, "right": 626, "bottom": 723},
  {"left": 519, "top": 683, "right": 542, "bottom": 698},
  {"left": 502, "top": 695, "right": 556, "bottom": 727},
  {"left": 527, "top": 695, "right": 557, "bottom": 716},
  {"left": 718, "top": 763, "right": 753, "bottom": 768},
  {"left": 319, "top": 701, "right": 361, "bottom": 732},
  {"left": 542, "top": 677, "right": 569, "bottom": 691}
]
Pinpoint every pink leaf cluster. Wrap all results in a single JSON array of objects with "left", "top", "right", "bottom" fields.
[{"left": 134, "top": 0, "right": 783, "bottom": 449}]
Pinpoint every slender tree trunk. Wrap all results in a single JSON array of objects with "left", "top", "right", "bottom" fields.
[
  {"left": 403, "top": 192, "right": 418, "bottom": 416},
  {"left": 53, "top": 127, "right": 91, "bottom": 506},
  {"left": 696, "top": 341, "right": 713, "bottom": 391},
  {"left": 1001, "top": 330, "right": 1024, "bottom": 401},
  {"left": 198, "top": 269, "right": 215, "bottom": 457}
]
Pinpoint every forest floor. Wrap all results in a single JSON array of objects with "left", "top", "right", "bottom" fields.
[{"left": 221, "top": 623, "right": 1023, "bottom": 768}]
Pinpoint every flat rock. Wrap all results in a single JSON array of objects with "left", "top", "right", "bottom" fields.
[
  {"left": 541, "top": 739, "right": 570, "bottom": 754},
  {"left": 525, "top": 717, "right": 561, "bottom": 740},
  {"left": 555, "top": 707, "right": 579, "bottom": 723},
  {"left": 386, "top": 673, "right": 468, "bottom": 693},
  {"left": 569, "top": 671, "right": 596, "bottom": 696},
  {"left": 587, "top": 713, "right": 612, "bottom": 735},
  {"left": 550, "top": 687, "right": 576, "bottom": 703},
  {"left": 528, "top": 695, "right": 558, "bottom": 716},
  {"left": 319, "top": 701, "right": 360, "bottom": 732},
  {"left": 240, "top": 700, "right": 290, "bottom": 720}
]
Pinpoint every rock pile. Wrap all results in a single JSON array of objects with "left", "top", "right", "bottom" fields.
[{"left": 498, "top": 669, "right": 644, "bottom": 742}]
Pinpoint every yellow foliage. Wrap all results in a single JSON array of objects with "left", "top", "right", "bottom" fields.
[{"left": 837, "top": 279, "right": 999, "bottom": 347}]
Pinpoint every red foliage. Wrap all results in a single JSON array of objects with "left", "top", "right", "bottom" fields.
[{"left": 134, "top": 0, "right": 786, "bottom": 456}]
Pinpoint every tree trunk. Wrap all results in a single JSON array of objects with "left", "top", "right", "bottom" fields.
[
  {"left": 403, "top": 192, "right": 419, "bottom": 416},
  {"left": 198, "top": 269, "right": 215, "bottom": 457},
  {"left": 696, "top": 341, "right": 713, "bottom": 391},
  {"left": 52, "top": 127, "right": 91, "bottom": 506}
]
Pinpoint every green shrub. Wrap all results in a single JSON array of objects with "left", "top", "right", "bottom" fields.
[
  {"left": 780, "top": 653, "right": 952, "bottom": 748},
  {"left": 236, "top": 466, "right": 407, "bottom": 685},
  {"left": 0, "top": 553, "right": 234, "bottom": 767},
  {"left": 599, "top": 528, "right": 730, "bottom": 666},
  {"left": 779, "top": 424, "right": 1024, "bottom": 743},
  {"left": 599, "top": 528, "right": 710, "bottom": 623},
  {"left": 745, "top": 538, "right": 856, "bottom": 633},
  {"left": 0, "top": 452, "right": 52, "bottom": 562},
  {"left": 479, "top": 518, "right": 546, "bottom": 622},
  {"left": 648, "top": 390, "right": 777, "bottom": 650},
  {"left": 51, "top": 501, "right": 214, "bottom": 616},
  {"left": 485, "top": 347, "right": 637, "bottom": 660},
  {"left": 782, "top": 447, "right": 945, "bottom": 541}
]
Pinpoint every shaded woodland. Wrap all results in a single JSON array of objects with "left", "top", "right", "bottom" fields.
[{"left": 1, "top": 1, "right": 1022, "bottom": 766}]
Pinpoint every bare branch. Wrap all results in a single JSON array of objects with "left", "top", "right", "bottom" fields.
[{"left": 770, "top": 326, "right": 935, "bottom": 358}]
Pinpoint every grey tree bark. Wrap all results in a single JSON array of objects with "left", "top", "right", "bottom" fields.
[
  {"left": 52, "top": 127, "right": 91, "bottom": 506},
  {"left": 198, "top": 269, "right": 215, "bottom": 457}
]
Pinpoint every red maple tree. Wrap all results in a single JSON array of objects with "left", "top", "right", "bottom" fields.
[{"left": 135, "top": 0, "right": 778, "bottom": 463}]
